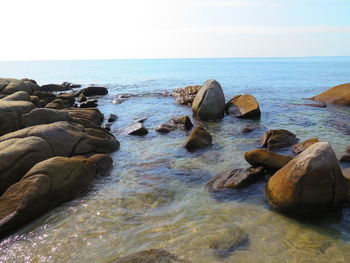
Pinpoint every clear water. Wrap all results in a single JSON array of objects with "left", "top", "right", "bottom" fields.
[{"left": 1, "top": 57, "right": 350, "bottom": 262}]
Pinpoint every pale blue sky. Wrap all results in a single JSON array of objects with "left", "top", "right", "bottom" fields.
[{"left": 0, "top": 0, "right": 349, "bottom": 60}]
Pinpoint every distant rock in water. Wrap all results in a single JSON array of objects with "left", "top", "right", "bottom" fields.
[
  {"left": 226, "top": 94, "right": 261, "bottom": 119},
  {"left": 108, "top": 114, "right": 118, "bottom": 122},
  {"left": 78, "top": 86, "right": 108, "bottom": 96},
  {"left": 311, "top": 83, "right": 350, "bottom": 106},
  {"left": 260, "top": 129, "right": 299, "bottom": 150},
  {"left": 173, "top": 85, "right": 201, "bottom": 105},
  {"left": 184, "top": 126, "right": 212, "bottom": 151},
  {"left": 156, "top": 115, "right": 193, "bottom": 133},
  {"left": 244, "top": 149, "right": 293, "bottom": 170},
  {"left": 266, "top": 142, "right": 348, "bottom": 217},
  {"left": 110, "top": 249, "right": 185, "bottom": 263},
  {"left": 292, "top": 138, "right": 319, "bottom": 154},
  {"left": 192, "top": 80, "right": 225, "bottom": 120},
  {"left": 124, "top": 122, "right": 148, "bottom": 136},
  {"left": 0, "top": 78, "right": 39, "bottom": 95}
]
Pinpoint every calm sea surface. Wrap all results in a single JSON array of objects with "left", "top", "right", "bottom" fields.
[{"left": 1, "top": 57, "right": 350, "bottom": 262}]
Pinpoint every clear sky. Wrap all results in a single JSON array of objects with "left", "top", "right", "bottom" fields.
[{"left": 1, "top": 0, "right": 349, "bottom": 60}]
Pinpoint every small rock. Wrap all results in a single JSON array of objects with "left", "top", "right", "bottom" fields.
[
  {"left": 103, "top": 123, "right": 112, "bottom": 131},
  {"left": 78, "top": 93, "right": 87, "bottom": 102},
  {"left": 312, "top": 83, "right": 350, "bottom": 106},
  {"left": 260, "top": 129, "right": 299, "bottom": 150},
  {"left": 241, "top": 125, "right": 254, "bottom": 134},
  {"left": 226, "top": 94, "right": 261, "bottom": 119},
  {"left": 156, "top": 115, "right": 193, "bottom": 133},
  {"left": 292, "top": 138, "right": 319, "bottom": 154},
  {"left": 40, "top": 84, "right": 71, "bottom": 92},
  {"left": 124, "top": 122, "right": 148, "bottom": 136},
  {"left": 340, "top": 145, "right": 350, "bottom": 162},
  {"left": 80, "top": 99, "right": 98, "bottom": 108},
  {"left": 108, "top": 114, "right": 118, "bottom": 122},
  {"left": 244, "top": 149, "right": 293, "bottom": 170},
  {"left": 184, "top": 126, "right": 212, "bottom": 151},
  {"left": 45, "top": 99, "right": 66, "bottom": 109}
]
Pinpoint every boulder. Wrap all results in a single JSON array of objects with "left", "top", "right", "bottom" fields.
[
  {"left": 340, "top": 145, "right": 350, "bottom": 162},
  {"left": 80, "top": 99, "right": 98, "bottom": 108},
  {"left": 241, "top": 125, "right": 254, "bottom": 134},
  {"left": 192, "top": 80, "right": 225, "bottom": 120},
  {"left": 312, "top": 83, "right": 350, "bottom": 106},
  {"left": 0, "top": 154, "right": 112, "bottom": 238},
  {"left": 226, "top": 94, "right": 261, "bottom": 119},
  {"left": 124, "top": 122, "right": 148, "bottom": 136},
  {"left": 78, "top": 86, "right": 108, "bottom": 96},
  {"left": 0, "top": 78, "right": 39, "bottom": 95},
  {"left": 266, "top": 142, "right": 348, "bottom": 216},
  {"left": 260, "top": 129, "right": 299, "bottom": 150},
  {"left": 63, "top": 108, "right": 104, "bottom": 126},
  {"left": 78, "top": 93, "right": 87, "bottom": 102},
  {"left": 156, "top": 115, "right": 193, "bottom": 133},
  {"left": 184, "top": 126, "right": 212, "bottom": 151},
  {"left": 0, "top": 121, "right": 120, "bottom": 156},
  {"left": 244, "top": 149, "right": 293, "bottom": 170},
  {"left": 33, "top": 91, "right": 56, "bottom": 104},
  {"left": 292, "top": 138, "right": 319, "bottom": 154},
  {"left": 30, "top": 96, "right": 41, "bottom": 107},
  {"left": 173, "top": 85, "right": 202, "bottom": 105},
  {"left": 1, "top": 91, "right": 31, "bottom": 102},
  {"left": 40, "top": 84, "right": 71, "bottom": 92},
  {"left": 206, "top": 167, "right": 264, "bottom": 190},
  {"left": 110, "top": 249, "right": 183, "bottom": 263},
  {"left": 45, "top": 99, "right": 66, "bottom": 109},
  {"left": 108, "top": 114, "right": 118, "bottom": 122},
  {"left": 0, "top": 136, "right": 53, "bottom": 194}
]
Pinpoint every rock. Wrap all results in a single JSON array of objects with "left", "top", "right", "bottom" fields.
[
  {"left": 206, "top": 167, "right": 264, "bottom": 190},
  {"left": 40, "top": 84, "right": 71, "bottom": 92},
  {"left": 1, "top": 91, "right": 31, "bottom": 102},
  {"left": 244, "top": 149, "right": 293, "bottom": 170},
  {"left": 0, "top": 121, "right": 120, "bottom": 156},
  {"left": 292, "top": 138, "right": 319, "bottom": 154},
  {"left": 80, "top": 99, "right": 98, "bottom": 108},
  {"left": 173, "top": 85, "right": 202, "bottom": 105},
  {"left": 226, "top": 94, "right": 261, "bottom": 119},
  {"left": 78, "top": 93, "right": 87, "bottom": 102},
  {"left": 22, "top": 108, "right": 72, "bottom": 126},
  {"left": 260, "top": 129, "right": 299, "bottom": 150},
  {"left": 0, "top": 137, "right": 53, "bottom": 194},
  {"left": 124, "top": 122, "right": 148, "bottom": 136},
  {"left": 266, "top": 142, "right": 348, "bottom": 216},
  {"left": 108, "top": 114, "right": 118, "bottom": 122},
  {"left": 312, "top": 83, "right": 350, "bottom": 106},
  {"left": 33, "top": 91, "right": 56, "bottom": 104},
  {"left": 340, "top": 145, "right": 350, "bottom": 162},
  {"left": 210, "top": 227, "right": 249, "bottom": 259},
  {"left": 241, "top": 125, "right": 254, "bottom": 134},
  {"left": 62, "top": 82, "right": 81, "bottom": 88},
  {"left": 56, "top": 93, "right": 76, "bottom": 107},
  {"left": 0, "top": 78, "right": 39, "bottom": 95},
  {"left": 156, "top": 115, "right": 193, "bottom": 133},
  {"left": 30, "top": 95, "right": 41, "bottom": 107},
  {"left": 110, "top": 249, "right": 183, "bottom": 263},
  {"left": 192, "top": 80, "right": 225, "bottom": 120},
  {"left": 0, "top": 99, "right": 36, "bottom": 136},
  {"left": 103, "top": 123, "right": 112, "bottom": 131},
  {"left": 63, "top": 108, "right": 104, "bottom": 126},
  {"left": 45, "top": 98, "right": 66, "bottom": 109},
  {"left": 78, "top": 86, "right": 108, "bottom": 96},
  {"left": 0, "top": 154, "right": 112, "bottom": 238},
  {"left": 298, "top": 103, "right": 327, "bottom": 108},
  {"left": 184, "top": 126, "right": 212, "bottom": 151}
]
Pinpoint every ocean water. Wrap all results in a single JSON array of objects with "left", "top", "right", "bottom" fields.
[{"left": 0, "top": 57, "right": 350, "bottom": 262}]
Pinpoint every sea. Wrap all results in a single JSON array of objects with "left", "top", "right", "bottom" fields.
[{"left": 0, "top": 57, "right": 350, "bottom": 262}]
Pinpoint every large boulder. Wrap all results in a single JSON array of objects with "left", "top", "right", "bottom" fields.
[
  {"left": 63, "top": 108, "right": 104, "bottom": 126},
  {"left": 225, "top": 94, "right": 261, "bottom": 119},
  {"left": 0, "top": 78, "right": 39, "bottom": 95},
  {"left": 0, "top": 154, "right": 113, "bottom": 238},
  {"left": 22, "top": 108, "right": 73, "bottom": 127},
  {"left": 110, "top": 249, "right": 183, "bottom": 263},
  {"left": 266, "top": 142, "right": 348, "bottom": 216},
  {"left": 192, "top": 80, "right": 225, "bottom": 120},
  {"left": 173, "top": 85, "right": 202, "bottom": 105},
  {"left": 312, "top": 83, "right": 350, "bottom": 106},
  {"left": 0, "top": 121, "right": 120, "bottom": 156},
  {"left": 1, "top": 91, "right": 31, "bottom": 102},
  {"left": 124, "top": 122, "right": 148, "bottom": 136},
  {"left": 77, "top": 86, "right": 108, "bottom": 96},
  {"left": 0, "top": 137, "right": 53, "bottom": 194},
  {"left": 244, "top": 149, "right": 293, "bottom": 170},
  {"left": 184, "top": 126, "right": 212, "bottom": 151},
  {"left": 292, "top": 138, "right": 319, "bottom": 154},
  {"left": 260, "top": 129, "right": 299, "bottom": 150}
]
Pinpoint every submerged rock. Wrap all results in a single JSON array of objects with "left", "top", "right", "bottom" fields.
[
  {"left": 0, "top": 154, "right": 113, "bottom": 239},
  {"left": 292, "top": 138, "right": 319, "bottom": 154},
  {"left": 156, "top": 115, "right": 193, "bottom": 133},
  {"left": 226, "top": 94, "right": 261, "bottom": 119},
  {"left": 312, "top": 83, "right": 350, "bottom": 106},
  {"left": 45, "top": 98, "right": 66, "bottom": 109},
  {"left": 110, "top": 249, "right": 184, "bottom": 263},
  {"left": 192, "top": 80, "right": 225, "bottom": 120},
  {"left": 206, "top": 167, "right": 264, "bottom": 190},
  {"left": 266, "top": 142, "right": 348, "bottom": 216},
  {"left": 108, "top": 114, "right": 118, "bottom": 122},
  {"left": 184, "top": 126, "right": 212, "bottom": 151},
  {"left": 260, "top": 129, "right": 299, "bottom": 150},
  {"left": 244, "top": 149, "right": 293, "bottom": 170},
  {"left": 124, "top": 122, "right": 148, "bottom": 136},
  {"left": 63, "top": 108, "right": 104, "bottom": 126},
  {"left": 173, "top": 85, "right": 202, "bottom": 105}
]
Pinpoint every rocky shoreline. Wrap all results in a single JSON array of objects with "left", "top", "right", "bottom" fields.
[{"left": 1, "top": 77, "right": 350, "bottom": 262}]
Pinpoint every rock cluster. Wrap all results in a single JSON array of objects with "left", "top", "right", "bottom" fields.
[{"left": 173, "top": 85, "right": 202, "bottom": 105}]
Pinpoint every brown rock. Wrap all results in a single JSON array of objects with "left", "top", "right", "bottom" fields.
[
  {"left": 226, "top": 94, "right": 261, "bottom": 119},
  {"left": 312, "top": 83, "right": 350, "bottom": 106},
  {"left": 173, "top": 85, "right": 201, "bottom": 105},
  {"left": 260, "top": 129, "right": 299, "bottom": 150},
  {"left": 266, "top": 142, "right": 348, "bottom": 216},
  {"left": 124, "top": 122, "right": 148, "bottom": 136},
  {"left": 78, "top": 86, "right": 108, "bottom": 96},
  {"left": 40, "top": 84, "right": 71, "bottom": 92},
  {"left": 244, "top": 149, "right": 293, "bottom": 170},
  {"left": 0, "top": 78, "right": 39, "bottom": 95},
  {"left": 184, "top": 126, "right": 212, "bottom": 151},
  {"left": 292, "top": 138, "right": 319, "bottom": 154},
  {"left": 45, "top": 99, "right": 66, "bottom": 109}
]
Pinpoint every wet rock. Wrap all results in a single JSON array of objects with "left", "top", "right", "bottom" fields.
[
  {"left": 192, "top": 80, "right": 225, "bottom": 120},
  {"left": 110, "top": 249, "right": 183, "bottom": 263},
  {"left": 244, "top": 149, "right": 293, "bottom": 170},
  {"left": 124, "top": 122, "right": 148, "bottom": 136},
  {"left": 312, "top": 83, "right": 350, "bottom": 106},
  {"left": 226, "top": 94, "right": 261, "bottom": 119},
  {"left": 266, "top": 142, "right": 348, "bottom": 216},
  {"left": 0, "top": 136, "right": 53, "bottom": 194},
  {"left": 340, "top": 145, "right": 350, "bottom": 162},
  {"left": 0, "top": 78, "right": 39, "bottom": 95},
  {"left": 78, "top": 86, "right": 108, "bottom": 96},
  {"left": 80, "top": 99, "right": 98, "bottom": 108},
  {"left": 103, "top": 123, "right": 112, "bottom": 131},
  {"left": 241, "top": 125, "right": 254, "bottom": 134},
  {"left": 260, "top": 129, "right": 299, "bottom": 150},
  {"left": 78, "top": 93, "right": 87, "bottom": 102},
  {"left": 292, "top": 138, "right": 319, "bottom": 154},
  {"left": 210, "top": 227, "right": 249, "bottom": 259},
  {"left": 173, "top": 85, "right": 202, "bottom": 105},
  {"left": 0, "top": 154, "right": 112, "bottom": 239},
  {"left": 184, "top": 126, "right": 212, "bottom": 151},
  {"left": 108, "top": 114, "right": 118, "bottom": 122},
  {"left": 62, "top": 82, "right": 81, "bottom": 88},
  {"left": 40, "top": 84, "right": 71, "bottom": 92},
  {"left": 63, "top": 108, "right": 104, "bottom": 126},
  {"left": 45, "top": 98, "right": 66, "bottom": 109},
  {"left": 156, "top": 115, "right": 193, "bottom": 133},
  {"left": 206, "top": 167, "right": 264, "bottom": 190}
]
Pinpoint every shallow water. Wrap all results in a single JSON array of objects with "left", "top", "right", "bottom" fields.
[{"left": 1, "top": 57, "right": 350, "bottom": 262}]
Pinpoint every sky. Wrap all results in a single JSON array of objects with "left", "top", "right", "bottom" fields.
[{"left": 0, "top": 0, "right": 349, "bottom": 60}]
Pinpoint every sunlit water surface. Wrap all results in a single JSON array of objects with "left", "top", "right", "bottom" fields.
[{"left": 1, "top": 57, "right": 350, "bottom": 262}]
